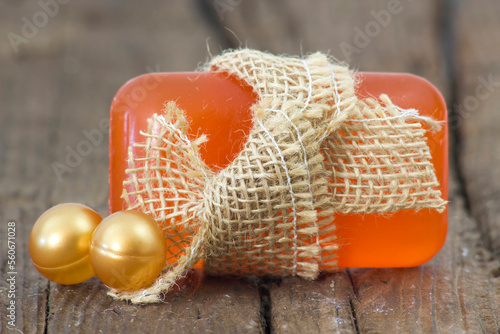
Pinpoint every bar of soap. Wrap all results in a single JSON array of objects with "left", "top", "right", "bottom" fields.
[{"left": 109, "top": 71, "right": 448, "bottom": 269}]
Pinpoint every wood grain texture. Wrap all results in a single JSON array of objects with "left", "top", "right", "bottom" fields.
[
  {"left": 269, "top": 274, "right": 357, "bottom": 333},
  {"left": 0, "top": 1, "right": 263, "bottom": 333},
  {"left": 455, "top": 0, "right": 500, "bottom": 261},
  {"left": 45, "top": 273, "right": 262, "bottom": 334},
  {"left": 0, "top": 12, "right": 65, "bottom": 329}
]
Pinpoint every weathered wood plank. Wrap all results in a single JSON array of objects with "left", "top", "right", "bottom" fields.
[
  {"left": 1, "top": 1, "right": 264, "bottom": 333},
  {"left": 0, "top": 6, "right": 67, "bottom": 327},
  {"left": 451, "top": 0, "right": 500, "bottom": 329},
  {"left": 454, "top": 0, "right": 500, "bottom": 262},
  {"left": 269, "top": 274, "right": 357, "bottom": 333},
  {"left": 0, "top": 203, "right": 49, "bottom": 333},
  {"left": 46, "top": 273, "right": 262, "bottom": 333}
]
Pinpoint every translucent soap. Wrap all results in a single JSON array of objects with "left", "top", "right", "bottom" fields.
[{"left": 109, "top": 71, "right": 448, "bottom": 269}]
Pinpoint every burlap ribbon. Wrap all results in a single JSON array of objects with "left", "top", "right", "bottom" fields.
[{"left": 110, "top": 49, "right": 446, "bottom": 303}]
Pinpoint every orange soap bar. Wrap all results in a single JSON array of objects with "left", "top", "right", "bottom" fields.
[{"left": 109, "top": 71, "right": 448, "bottom": 269}]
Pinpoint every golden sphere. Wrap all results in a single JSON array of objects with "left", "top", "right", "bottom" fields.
[
  {"left": 89, "top": 210, "right": 167, "bottom": 291},
  {"left": 29, "top": 203, "right": 102, "bottom": 285}
]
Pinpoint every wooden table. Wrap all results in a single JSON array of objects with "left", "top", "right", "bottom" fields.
[{"left": 1, "top": 0, "right": 499, "bottom": 332}]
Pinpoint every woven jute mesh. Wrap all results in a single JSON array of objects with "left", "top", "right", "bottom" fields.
[{"left": 110, "top": 49, "right": 446, "bottom": 303}]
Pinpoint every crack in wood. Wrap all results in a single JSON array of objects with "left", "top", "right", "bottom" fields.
[
  {"left": 43, "top": 282, "right": 50, "bottom": 334},
  {"left": 346, "top": 270, "right": 360, "bottom": 333},
  {"left": 348, "top": 295, "right": 360, "bottom": 334},
  {"left": 346, "top": 270, "right": 359, "bottom": 301},
  {"left": 193, "top": 0, "right": 239, "bottom": 50},
  {"left": 258, "top": 278, "right": 273, "bottom": 334}
]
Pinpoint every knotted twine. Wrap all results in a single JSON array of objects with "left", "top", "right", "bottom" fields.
[{"left": 110, "top": 49, "right": 446, "bottom": 303}]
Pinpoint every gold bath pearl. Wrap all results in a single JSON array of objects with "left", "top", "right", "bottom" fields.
[
  {"left": 29, "top": 203, "right": 102, "bottom": 285},
  {"left": 89, "top": 210, "right": 167, "bottom": 291}
]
